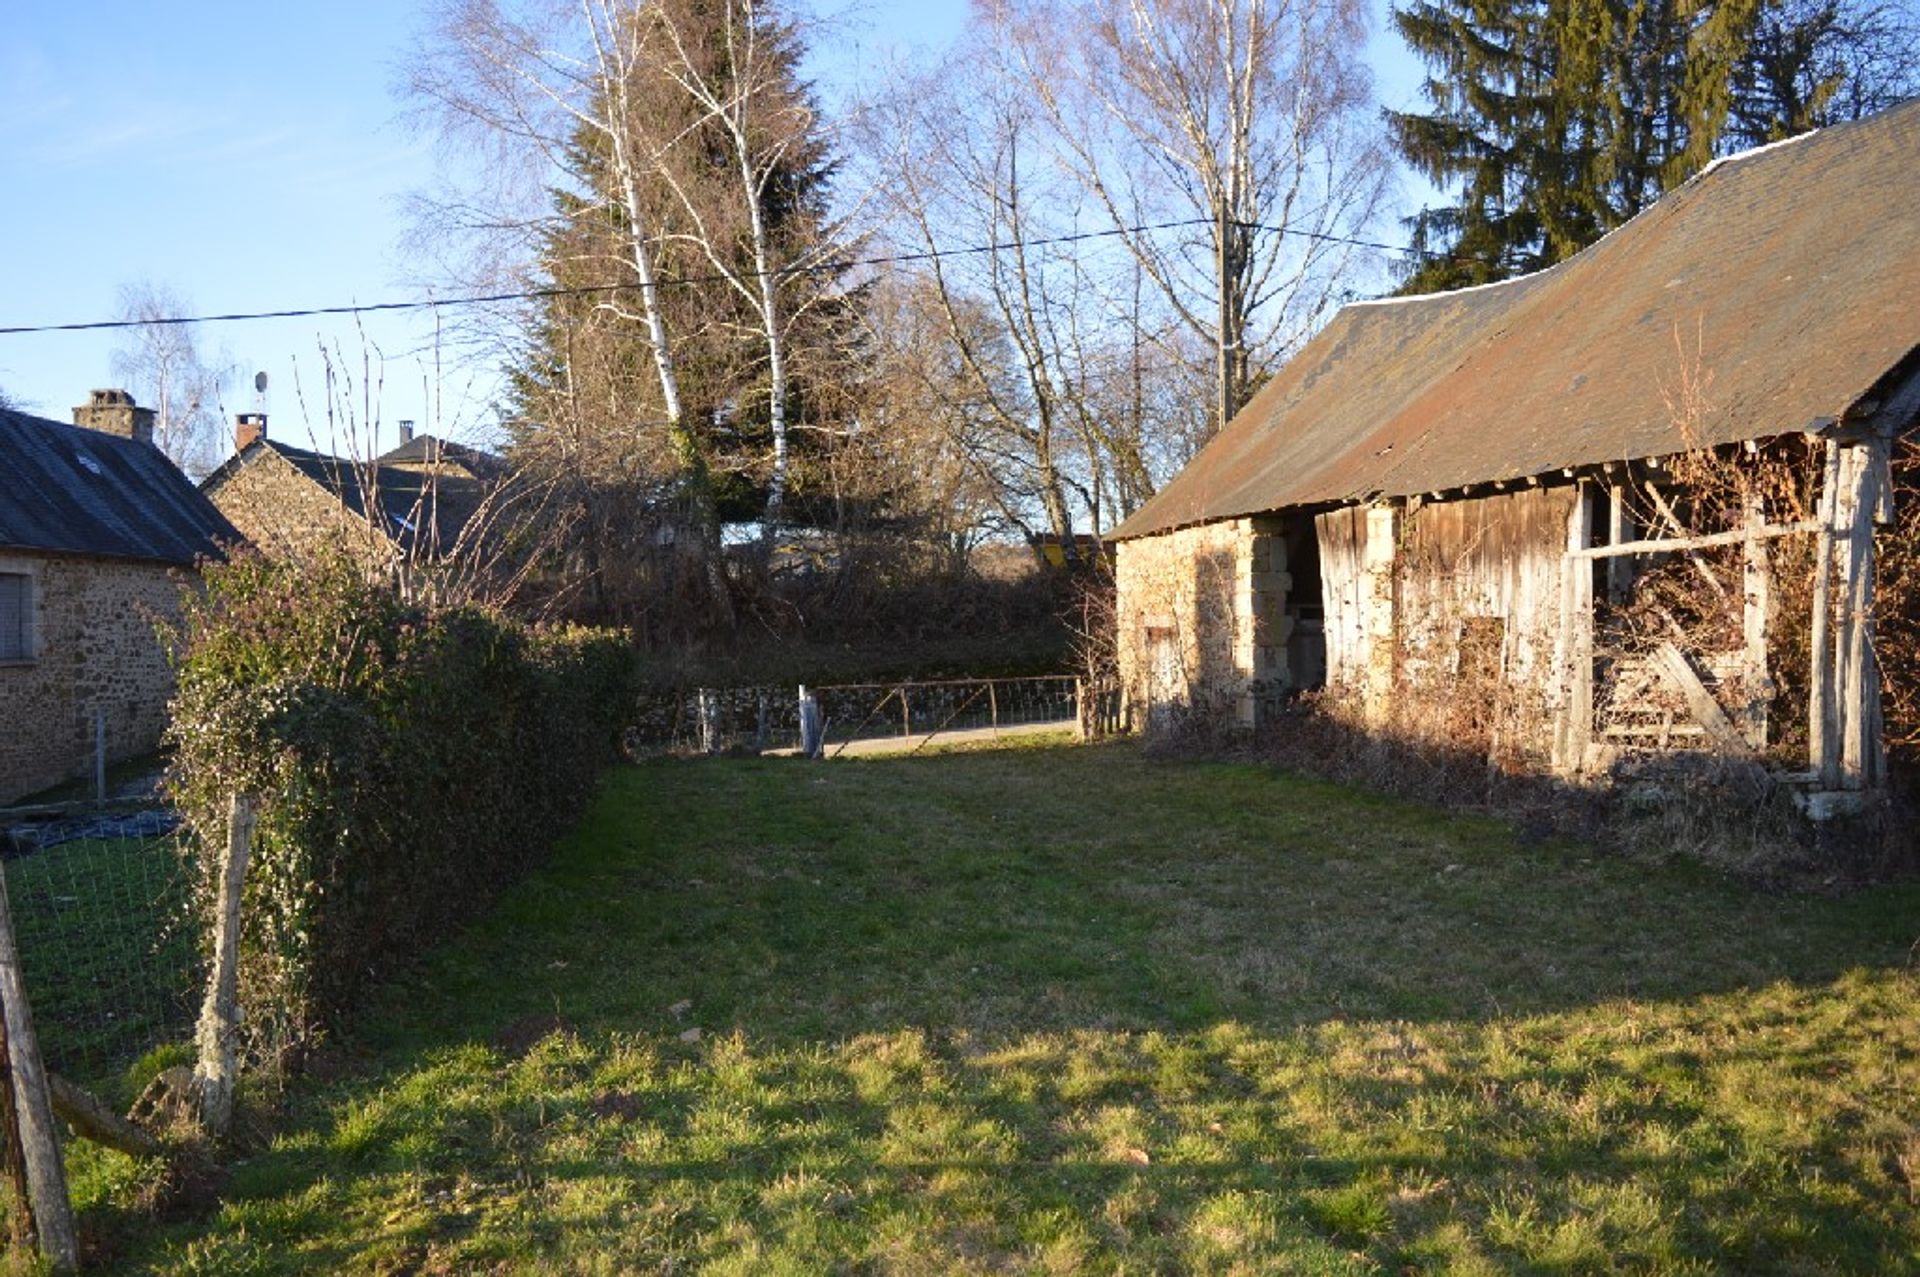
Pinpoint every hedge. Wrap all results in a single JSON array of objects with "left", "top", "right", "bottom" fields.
[{"left": 166, "top": 551, "right": 635, "bottom": 1064}]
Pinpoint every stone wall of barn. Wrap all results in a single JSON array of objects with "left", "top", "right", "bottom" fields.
[
  {"left": 0, "top": 549, "right": 190, "bottom": 803},
  {"left": 204, "top": 450, "right": 390, "bottom": 565},
  {"left": 1117, "top": 486, "right": 1578, "bottom": 758},
  {"left": 1113, "top": 516, "right": 1294, "bottom": 732}
]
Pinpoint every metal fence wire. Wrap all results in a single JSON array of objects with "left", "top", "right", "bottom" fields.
[
  {"left": 667, "top": 675, "right": 1083, "bottom": 756},
  {"left": 0, "top": 805, "right": 201, "bottom": 1091}
]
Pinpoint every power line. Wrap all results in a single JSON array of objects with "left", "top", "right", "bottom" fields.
[{"left": 0, "top": 216, "right": 1432, "bottom": 338}]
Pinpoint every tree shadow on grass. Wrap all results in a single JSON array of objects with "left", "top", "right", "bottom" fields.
[{"left": 111, "top": 744, "right": 1920, "bottom": 1272}]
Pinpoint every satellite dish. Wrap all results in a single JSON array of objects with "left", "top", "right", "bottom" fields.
[{"left": 254, "top": 371, "right": 269, "bottom": 393}]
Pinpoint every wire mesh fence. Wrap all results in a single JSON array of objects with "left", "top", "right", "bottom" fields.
[
  {"left": 809, "top": 676, "right": 1080, "bottom": 754},
  {"left": 0, "top": 804, "right": 200, "bottom": 1093},
  {"left": 635, "top": 676, "right": 1087, "bottom": 756}
]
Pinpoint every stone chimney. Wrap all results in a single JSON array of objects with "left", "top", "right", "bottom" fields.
[
  {"left": 72, "top": 389, "right": 154, "bottom": 445},
  {"left": 398, "top": 419, "right": 415, "bottom": 446},
  {"left": 234, "top": 412, "right": 267, "bottom": 453}
]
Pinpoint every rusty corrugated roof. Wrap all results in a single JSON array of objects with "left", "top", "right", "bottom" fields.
[{"left": 1113, "top": 98, "right": 1920, "bottom": 540}]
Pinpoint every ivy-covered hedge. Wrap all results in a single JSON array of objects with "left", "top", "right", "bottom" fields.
[{"left": 167, "top": 552, "right": 635, "bottom": 1062}]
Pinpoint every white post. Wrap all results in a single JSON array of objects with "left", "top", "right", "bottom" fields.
[
  {"left": 194, "top": 793, "right": 255, "bottom": 1137},
  {"left": 797, "top": 686, "right": 824, "bottom": 759}
]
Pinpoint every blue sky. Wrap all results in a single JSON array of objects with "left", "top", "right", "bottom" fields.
[{"left": 0, "top": 1, "right": 1422, "bottom": 454}]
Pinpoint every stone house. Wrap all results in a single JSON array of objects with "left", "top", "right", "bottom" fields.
[
  {"left": 1110, "top": 101, "right": 1920, "bottom": 810},
  {"left": 200, "top": 417, "right": 498, "bottom": 566},
  {"left": 0, "top": 391, "right": 237, "bottom": 803}
]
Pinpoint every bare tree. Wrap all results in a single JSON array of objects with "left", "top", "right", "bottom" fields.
[
  {"left": 1001, "top": 0, "right": 1390, "bottom": 436},
  {"left": 109, "top": 281, "right": 231, "bottom": 477},
  {"left": 642, "top": 0, "right": 849, "bottom": 537},
  {"left": 1731, "top": 0, "right": 1920, "bottom": 142},
  {"left": 859, "top": 0, "right": 1382, "bottom": 538},
  {"left": 408, "top": 0, "right": 732, "bottom": 619},
  {"left": 862, "top": 55, "right": 1098, "bottom": 542}
]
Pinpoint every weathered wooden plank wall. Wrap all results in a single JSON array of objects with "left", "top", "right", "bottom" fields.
[{"left": 1317, "top": 487, "right": 1573, "bottom": 755}]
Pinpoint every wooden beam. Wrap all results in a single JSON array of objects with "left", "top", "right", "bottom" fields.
[
  {"left": 1651, "top": 642, "right": 1751, "bottom": 756},
  {"left": 1644, "top": 485, "right": 1729, "bottom": 601},
  {"left": 47, "top": 1074, "right": 164, "bottom": 1159},
  {"left": 1567, "top": 519, "right": 1819, "bottom": 560}
]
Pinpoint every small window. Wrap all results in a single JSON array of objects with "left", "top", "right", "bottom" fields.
[{"left": 0, "top": 572, "right": 30, "bottom": 662}]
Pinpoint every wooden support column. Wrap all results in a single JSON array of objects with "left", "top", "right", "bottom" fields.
[
  {"left": 1553, "top": 482, "right": 1596, "bottom": 775},
  {"left": 1808, "top": 441, "right": 1843, "bottom": 787},
  {"left": 1741, "top": 490, "right": 1774, "bottom": 748},
  {"left": 1606, "top": 485, "right": 1635, "bottom": 605},
  {"left": 1835, "top": 438, "right": 1888, "bottom": 791},
  {"left": 1361, "top": 503, "right": 1399, "bottom": 727}
]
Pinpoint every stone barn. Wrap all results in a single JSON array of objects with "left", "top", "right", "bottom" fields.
[
  {"left": 0, "top": 392, "right": 238, "bottom": 803},
  {"left": 200, "top": 416, "right": 498, "bottom": 567},
  {"left": 1111, "top": 101, "right": 1920, "bottom": 812}
]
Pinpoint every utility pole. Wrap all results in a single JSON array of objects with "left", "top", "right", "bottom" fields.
[{"left": 1215, "top": 199, "right": 1246, "bottom": 437}]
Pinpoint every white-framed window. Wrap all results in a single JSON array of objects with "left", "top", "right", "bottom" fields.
[{"left": 0, "top": 571, "right": 33, "bottom": 662}]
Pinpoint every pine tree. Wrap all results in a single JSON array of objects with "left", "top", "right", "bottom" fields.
[
  {"left": 508, "top": 0, "right": 850, "bottom": 531},
  {"left": 1387, "top": 0, "right": 1766, "bottom": 293},
  {"left": 1391, "top": 0, "right": 1914, "bottom": 294}
]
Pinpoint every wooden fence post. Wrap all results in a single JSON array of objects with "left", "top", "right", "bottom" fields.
[
  {"left": 194, "top": 792, "right": 255, "bottom": 1138},
  {"left": 0, "top": 868, "right": 76, "bottom": 1270},
  {"left": 93, "top": 707, "right": 107, "bottom": 808}
]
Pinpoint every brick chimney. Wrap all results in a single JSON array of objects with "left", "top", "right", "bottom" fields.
[
  {"left": 72, "top": 389, "right": 154, "bottom": 445},
  {"left": 234, "top": 412, "right": 267, "bottom": 453},
  {"left": 398, "top": 419, "right": 415, "bottom": 446}
]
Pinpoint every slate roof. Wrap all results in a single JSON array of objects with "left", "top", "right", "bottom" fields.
[
  {"left": 201, "top": 438, "right": 490, "bottom": 554},
  {"left": 1114, "top": 98, "right": 1920, "bottom": 540},
  {"left": 376, "top": 434, "right": 506, "bottom": 479},
  {"left": 0, "top": 407, "right": 237, "bottom": 565}
]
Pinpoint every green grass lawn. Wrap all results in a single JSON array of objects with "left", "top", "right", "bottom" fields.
[{"left": 87, "top": 741, "right": 1920, "bottom": 1273}]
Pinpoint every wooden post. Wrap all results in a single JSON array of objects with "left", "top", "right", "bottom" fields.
[
  {"left": 193, "top": 792, "right": 255, "bottom": 1137},
  {"left": 1808, "top": 441, "right": 1843, "bottom": 787},
  {"left": 1360, "top": 503, "right": 1400, "bottom": 727},
  {"left": 988, "top": 681, "right": 1000, "bottom": 737},
  {"left": 93, "top": 707, "right": 106, "bottom": 808},
  {"left": 899, "top": 687, "right": 911, "bottom": 739},
  {"left": 1074, "top": 678, "right": 1087, "bottom": 740},
  {"left": 0, "top": 1009, "right": 34, "bottom": 1250},
  {"left": 1741, "top": 490, "right": 1773, "bottom": 749},
  {"left": 1836, "top": 440, "right": 1886, "bottom": 790},
  {"left": 1606, "top": 485, "right": 1635, "bottom": 605},
  {"left": 0, "top": 869, "right": 76, "bottom": 1270},
  {"left": 1554, "top": 483, "right": 1596, "bottom": 774}
]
